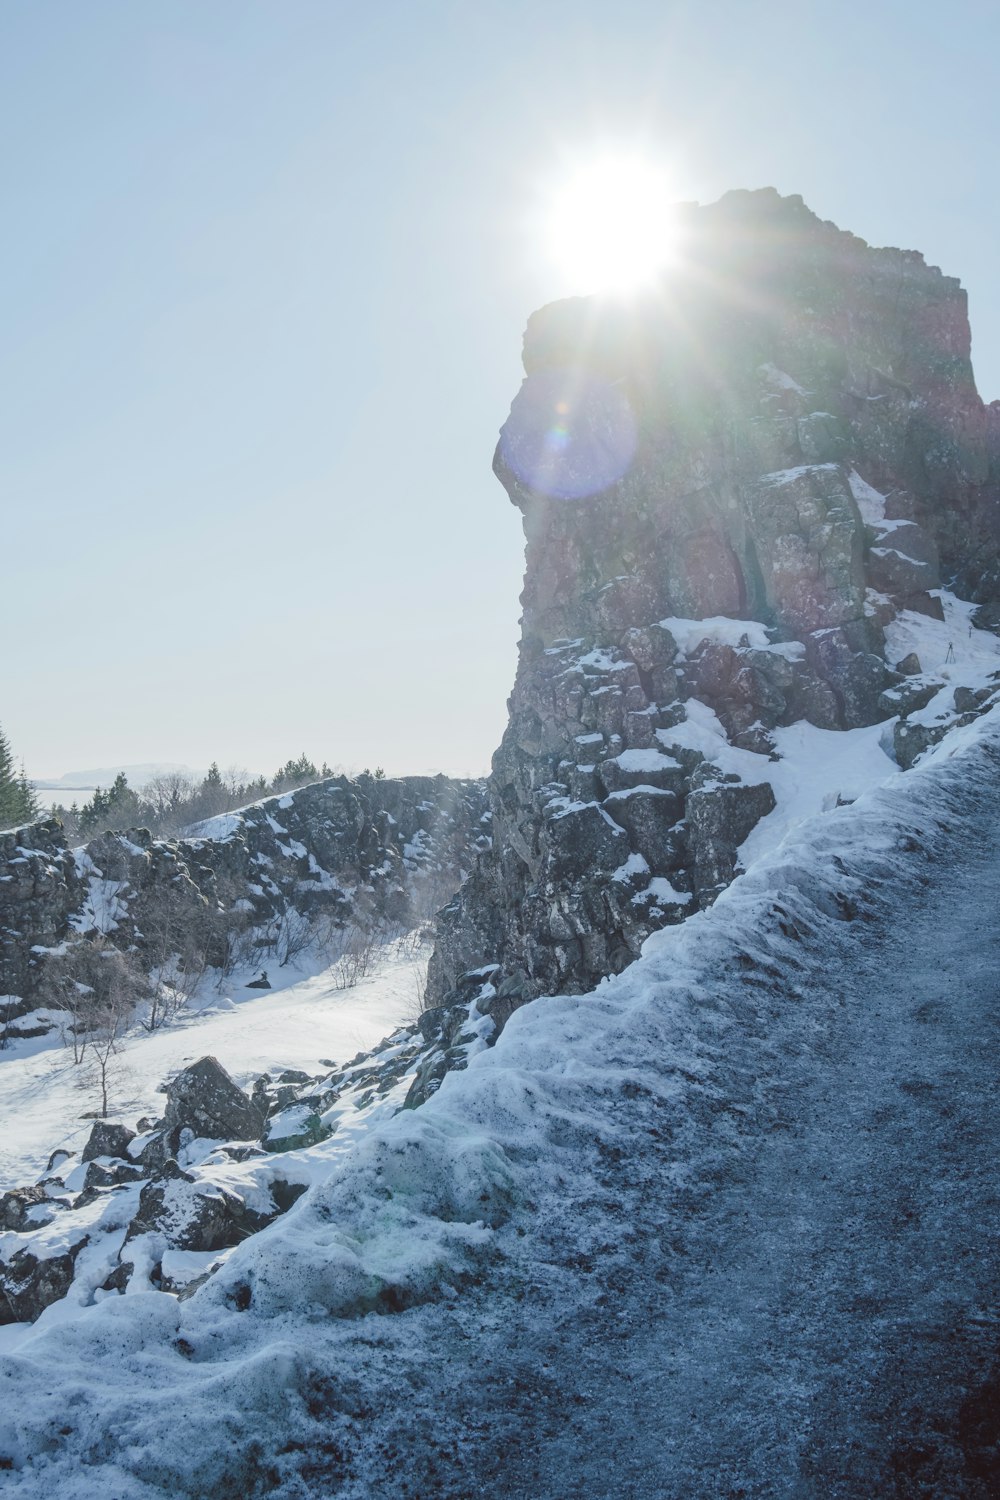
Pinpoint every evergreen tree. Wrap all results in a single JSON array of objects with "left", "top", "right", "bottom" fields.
[
  {"left": 193, "top": 761, "right": 228, "bottom": 820},
  {"left": 16, "top": 763, "right": 39, "bottom": 823},
  {"left": 0, "top": 726, "right": 19, "bottom": 829},
  {"left": 77, "top": 773, "right": 142, "bottom": 837},
  {"left": 272, "top": 753, "right": 319, "bottom": 792},
  {"left": 0, "top": 724, "right": 39, "bottom": 830}
]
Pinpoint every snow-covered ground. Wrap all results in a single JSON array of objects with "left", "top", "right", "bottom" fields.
[
  {"left": 2, "top": 595, "right": 999, "bottom": 1496},
  {"left": 0, "top": 950, "right": 423, "bottom": 1191}
]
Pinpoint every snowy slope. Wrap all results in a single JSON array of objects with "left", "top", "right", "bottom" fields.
[
  {"left": 1, "top": 675, "right": 999, "bottom": 1492},
  {"left": 0, "top": 950, "right": 425, "bottom": 1191}
]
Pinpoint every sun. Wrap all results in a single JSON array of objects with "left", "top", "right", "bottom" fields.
[{"left": 545, "top": 155, "right": 680, "bottom": 296}]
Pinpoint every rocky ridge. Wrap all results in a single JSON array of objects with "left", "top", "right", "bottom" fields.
[
  {"left": 0, "top": 772, "right": 489, "bottom": 1043},
  {"left": 426, "top": 188, "right": 1000, "bottom": 1038}
]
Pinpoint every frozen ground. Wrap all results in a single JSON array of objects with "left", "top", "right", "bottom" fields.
[
  {"left": 1, "top": 703, "right": 999, "bottom": 1495},
  {"left": 1, "top": 593, "right": 999, "bottom": 1495}
]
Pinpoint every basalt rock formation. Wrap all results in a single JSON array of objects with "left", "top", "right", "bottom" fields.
[
  {"left": 0, "top": 773, "right": 489, "bottom": 1041},
  {"left": 426, "top": 187, "right": 1000, "bottom": 1028}
]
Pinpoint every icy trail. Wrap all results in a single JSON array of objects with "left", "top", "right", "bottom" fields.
[
  {"left": 339, "top": 734, "right": 1000, "bottom": 1499},
  {"left": 454, "top": 798, "right": 1000, "bottom": 1497}
]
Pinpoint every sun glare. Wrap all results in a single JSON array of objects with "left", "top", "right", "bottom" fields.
[{"left": 545, "top": 155, "right": 679, "bottom": 296}]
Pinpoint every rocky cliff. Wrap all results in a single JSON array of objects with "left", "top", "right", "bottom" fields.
[
  {"left": 0, "top": 773, "right": 489, "bottom": 1040},
  {"left": 427, "top": 188, "right": 1000, "bottom": 1024}
]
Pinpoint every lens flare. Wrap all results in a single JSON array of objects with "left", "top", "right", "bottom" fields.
[
  {"left": 546, "top": 154, "right": 679, "bottom": 295},
  {"left": 499, "top": 368, "right": 637, "bottom": 501}
]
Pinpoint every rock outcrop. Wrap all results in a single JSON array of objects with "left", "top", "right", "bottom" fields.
[
  {"left": 0, "top": 773, "right": 489, "bottom": 1040},
  {"left": 427, "top": 188, "right": 1000, "bottom": 1025}
]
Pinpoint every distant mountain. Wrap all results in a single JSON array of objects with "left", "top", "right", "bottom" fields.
[{"left": 33, "top": 763, "right": 204, "bottom": 792}]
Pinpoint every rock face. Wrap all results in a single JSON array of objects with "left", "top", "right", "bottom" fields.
[
  {"left": 0, "top": 773, "right": 489, "bottom": 1038},
  {"left": 427, "top": 188, "right": 1000, "bottom": 1020}
]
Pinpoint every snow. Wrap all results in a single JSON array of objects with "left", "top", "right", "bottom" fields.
[
  {"left": 184, "top": 812, "right": 242, "bottom": 841},
  {"left": 610, "top": 748, "right": 682, "bottom": 774},
  {"left": 3, "top": 705, "right": 999, "bottom": 1494},
  {"left": 885, "top": 589, "right": 1000, "bottom": 683},
  {"left": 659, "top": 615, "right": 804, "bottom": 661},
  {"left": 611, "top": 852, "right": 650, "bottom": 883},
  {"left": 847, "top": 467, "right": 888, "bottom": 524},
  {"left": 759, "top": 462, "right": 839, "bottom": 485},
  {"left": 5, "top": 578, "right": 1000, "bottom": 1491},
  {"left": 738, "top": 718, "right": 897, "bottom": 868},
  {"left": 631, "top": 875, "right": 692, "bottom": 907},
  {"left": 656, "top": 699, "right": 773, "bottom": 784},
  {"left": 758, "top": 361, "right": 808, "bottom": 395},
  {"left": 69, "top": 876, "right": 129, "bottom": 935},
  {"left": 0, "top": 949, "right": 424, "bottom": 1192}
]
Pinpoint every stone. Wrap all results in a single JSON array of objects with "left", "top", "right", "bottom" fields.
[
  {"left": 0, "top": 1186, "right": 51, "bottom": 1232},
  {"left": 796, "top": 410, "right": 848, "bottom": 464},
  {"left": 126, "top": 1174, "right": 252, "bottom": 1254},
  {"left": 0, "top": 1239, "right": 87, "bottom": 1324},
  {"left": 81, "top": 1120, "right": 136, "bottom": 1163},
  {"left": 78, "top": 1158, "right": 145, "bottom": 1194},
  {"left": 263, "top": 1107, "right": 330, "bottom": 1153},
  {"left": 877, "top": 680, "right": 942, "bottom": 717},
  {"left": 161, "top": 1056, "right": 265, "bottom": 1147},
  {"left": 602, "top": 789, "right": 685, "bottom": 870},
  {"left": 953, "top": 685, "right": 991, "bottom": 714},
  {"left": 896, "top": 653, "right": 923, "bottom": 675},
  {"left": 686, "top": 780, "right": 777, "bottom": 905},
  {"left": 868, "top": 544, "right": 938, "bottom": 599},
  {"left": 893, "top": 714, "right": 977, "bottom": 770},
  {"left": 543, "top": 802, "right": 627, "bottom": 880}
]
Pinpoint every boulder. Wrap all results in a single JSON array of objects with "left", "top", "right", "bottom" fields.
[
  {"left": 602, "top": 788, "right": 685, "bottom": 870},
  {"left": 125, "top": 1160, "right": 299, "bottom": 1254},
  {"left": 0, "top": 1239, "right": 87, "bottom": 1324},
  {"left": 126, "top": 1167, "right": 249, "bottom": 1254},
  {"left": 162, "top": 1056, "right": 264, "bottom": 1147},
  {"left": 877, "top": 680, "right": 942, "bottom": 717},
  {"left": 263, "top": 1106, "right": 330, "bottom": 1153},
  {"left": 81, "top": 1120, "right": 136, "bottom": 1163},
  {"left": 686, "top": 779, "right": 777, "bottom": 905},
  {"left": 894, "top": 713, "right": 977, "bottom": 770},
  {"left": 0, "top": 1186, "right": 52, "bottom": 1232}
]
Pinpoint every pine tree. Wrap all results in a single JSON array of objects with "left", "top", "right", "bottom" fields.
[
  {"left": 272, "top": 753, "right": 319, "bottom": 792},
  {"left": 77, "top": 773, "right": 141, "bottom": 837},
  {"left": 194, "top": 762, "right": 228, "bottom": 820},
  {"left": 0, "top": 724, "right": 39, "bottom": 830},
  {"left": 0, "top": 725, "right": 19, "bottom": 828},
  {"left": 16, "top": 763, "right": 39, "bottom": 823}
]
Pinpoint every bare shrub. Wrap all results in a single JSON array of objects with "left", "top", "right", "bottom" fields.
[
  {"left": 39, "top": 940, "right": 148, "bottom": 1113},
  {"left": 138, "top": 883, "right": 214, "bottom": 1030}
]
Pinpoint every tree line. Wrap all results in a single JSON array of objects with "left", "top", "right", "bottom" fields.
[
  {"left": 53, "top": 753, "right": 362, "bottom": 840},
  {"left": 0, "top": 726, "right": 384, "bottom": 840}
]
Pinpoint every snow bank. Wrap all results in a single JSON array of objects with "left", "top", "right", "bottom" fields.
[{"left": 2, "top": 687, "right": 999, "bottom": 1494}]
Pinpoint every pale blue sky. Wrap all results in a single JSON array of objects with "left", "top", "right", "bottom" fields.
[{"left": 2, "top": 1, "right": 997, "bottom": 780}]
